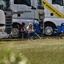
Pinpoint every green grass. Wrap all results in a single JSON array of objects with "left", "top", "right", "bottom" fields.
[
  {"left": 20, "top": 44, "right": 64, "bottom": 64},
  {"left": 0, "top": 39, "right": 64, "bottom": 64}
]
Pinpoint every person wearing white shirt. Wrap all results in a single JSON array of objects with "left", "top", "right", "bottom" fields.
[
  {"left": 26, "top": 23, "right": 41, "bottom": 39},
  {"left": 26, "top": 23, "right": 35, "bottom": 39}
]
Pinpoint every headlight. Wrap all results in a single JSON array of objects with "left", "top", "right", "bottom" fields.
[
  {"left": 0, "top": 29, "right": 2, "bottom": 32},
  {"left": 2, "top": 29, "right": 5, "bottom": 34},
  {"left": 0, "top": 29, "right": 5, "bottom": 34}
]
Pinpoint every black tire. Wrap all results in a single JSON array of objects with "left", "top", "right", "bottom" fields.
[
  {"left": 44, "top": 24, "right": 55, "bottom": 36},
  {"left": 11, "top": 25, "right": 20, "bottom": 38}
]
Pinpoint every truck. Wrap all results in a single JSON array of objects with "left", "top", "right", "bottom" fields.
[
  {"left": 0, "top": 0, "right": 64, "bottom": 38},
  {"left": 0, "top": 0, "right": 44, "bottom": 38},
  {"left": 43, "top": 0, "right": 64, "bottom": 35},
  {"left": 0, "top": 10, "right": 7, "bottom": 38}
]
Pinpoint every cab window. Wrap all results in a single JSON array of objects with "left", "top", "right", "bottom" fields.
[
  {"left": 14, "top": 0, "right": 31, "bottom": 6},
  {"left": 63, "top": 0, "right": 64, "bottom": 5},
  {"left": 0, "top": 0, "right": 3, "bottom": 9},
  {"left": 52, "top": 0, "right": 63, "bottom": 6},
  {"left": 0, "top": 0, "right": 10, "bottom": 10},
  {"left": 37, "top": 0, "right": 44, "bottom": 9}
]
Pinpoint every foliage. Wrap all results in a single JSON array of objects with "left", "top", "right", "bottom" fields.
[{"left": 0, "top": 48, "right": 29, "bottom": 64}]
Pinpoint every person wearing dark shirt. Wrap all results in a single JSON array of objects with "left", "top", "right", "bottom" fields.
[{"left": 19, "top": 22, "right": 26, "bottom": 39}]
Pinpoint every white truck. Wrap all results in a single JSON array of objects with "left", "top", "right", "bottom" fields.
[
  {"left": 43, "top": 0, "right": 64, "bottom": 35},
  {"left": 0, "top": 10, "right": 7, "bottom": 38},
  {"left": 0, "top": 0, "right": 44, "bottom": 37},
  {"left": 0, "top": 0, "right": 64, "bottom": 38}
]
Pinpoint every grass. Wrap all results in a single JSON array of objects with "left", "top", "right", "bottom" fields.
[{"left": 0, "top": 39, "right": 64, "bottom": 64}]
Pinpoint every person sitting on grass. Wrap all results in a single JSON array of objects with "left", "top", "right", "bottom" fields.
[
  {"left": 26, "top": 23, "right": 41, "bottom": 39},
  {"left": 19, "top": 22, "right": 26, "bottom": 39}
]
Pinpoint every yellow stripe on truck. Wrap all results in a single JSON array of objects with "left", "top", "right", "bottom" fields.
[{"left": 43, "top": 0, "right": 64, "bottom": 18}]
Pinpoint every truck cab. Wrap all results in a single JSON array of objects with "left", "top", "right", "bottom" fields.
[
  {"left": 10, "top": 0, "right": 44, "bottom": 37},
  {"left": 10, "top": 0, "right": 44, "bottom": 20},
  {"left": 43, "top": 0, "right": 64, "bottom": 35},
  {"left": 0, "top": 0, "right": 44, "bottom": 38},
  {"left": 0, "top": 0, "right": 44, "bottom": 20}
]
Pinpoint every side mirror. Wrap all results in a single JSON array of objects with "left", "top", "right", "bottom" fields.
[
  {"left": 37, "top": 6, "right": 44, "bottom": 9},
  {"left": 31, "top": 6, "right": 36, "bottom": 9}
]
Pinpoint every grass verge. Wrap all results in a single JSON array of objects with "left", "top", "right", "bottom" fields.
[{"left": 0, "top": 39, "right": 64, "bottom": 64}]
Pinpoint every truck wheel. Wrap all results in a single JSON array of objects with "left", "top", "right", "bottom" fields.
[
  {"left": 44, "top": 25, "right": 54, "bottom": 36},
  {"left": 12, "top": 24, "right": 20, "bottom": 38},
  {"left": 12, "top": 28, "right": 19, "bottom": 38}
]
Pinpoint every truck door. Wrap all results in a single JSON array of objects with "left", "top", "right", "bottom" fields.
[
  {"left": 37, "top": 0, "right": 44, "bottom": 33},
  {"left": 10, "top": 0, "right": 18, "bottom": 12},
  {"left": 37, "top": 0, "right": 44, "bottom": 20},
  {"left": 13, "top": 0, "right": 35, "bottom": 19}
]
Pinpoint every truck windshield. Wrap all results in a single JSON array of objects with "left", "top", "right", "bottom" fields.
[
  {"left": 52, "top": 0, "right": 64, "bottom": 6},
  {"left": 0, "top": 0, "right": 10, "bottom": 10},
  {"left": 0, "top": 0, "right": 2, "bottom": 9},
  {"left": 63, "top": 0, "right": 64, "bottom": 5},
  {"left": 37, "top": 0, "right": 44, "bottom": 9},
  {"left": 14, "top": 0, "right": 31, "bottom": 6}
]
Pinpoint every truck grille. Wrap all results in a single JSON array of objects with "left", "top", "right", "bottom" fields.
[{"left": 5, "top": 11, "right": 12, "bottom": 34}]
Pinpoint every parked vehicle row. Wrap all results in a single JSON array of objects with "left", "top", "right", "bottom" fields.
[{"left": 0, "top": 0, "right": 64, "bottom": 38}]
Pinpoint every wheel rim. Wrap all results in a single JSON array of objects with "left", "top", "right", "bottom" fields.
[
  {"left": 12, "top": 28, "right": 19, "bottom": 37},
  {"left": 45, "top": 26, "right": 53, "bottom": 35}
]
